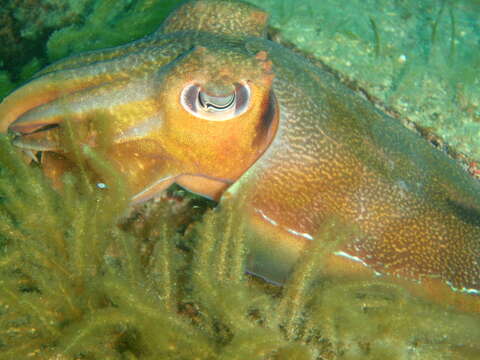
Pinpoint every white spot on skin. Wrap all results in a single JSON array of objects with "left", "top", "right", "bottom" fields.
[
  {"left": 396, "top": 179, "right": 409, "bottom": 192},
  {"left": 256, "top": 208, "right": 278, "bottom": 226},
  {"left": 446, "top": 281, "right": 480, "bottom": 295},
  {"left": 398, "top": 54, "right": 407, "bottom": 64},
  {"left": 255, "top": 208, "right": 314, "bottom": 240},
  {"left": 117, "top": 114, "right": 163, "bottom": 142},
  {"left": 354, "top": 194, "right": 367, "bottom": 221},
  {"left": 395, "top": 180, "right": 410, "bottom": 200},
  {"left": 96, "top": 182, "right": 107, "bottom": 189},
  {"left": 334, "top": 250, "right": 382, "bottom": 276},
  {"left": 286, "top": 228, "right": 314, "bottom": 241}
]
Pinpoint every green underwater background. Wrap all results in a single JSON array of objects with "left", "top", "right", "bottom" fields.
[{"left": 1, "top": 0, "right": 480, "bottom": 359}]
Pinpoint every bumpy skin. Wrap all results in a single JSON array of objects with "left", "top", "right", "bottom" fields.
[{"left": 0, "top": 0, "right": 479, "bottom": 312}]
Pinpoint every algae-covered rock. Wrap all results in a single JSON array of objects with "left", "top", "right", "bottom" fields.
[
  {"left": 46, "top": 0, "right": 182, "bottom": 61},
  {"left": 0, "top": 0, "right": 93, "bottom": 78}
]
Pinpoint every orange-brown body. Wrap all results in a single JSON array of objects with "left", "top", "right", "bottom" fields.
[{"left": 0, "top": 0, "right": 479, "bottom": 312}]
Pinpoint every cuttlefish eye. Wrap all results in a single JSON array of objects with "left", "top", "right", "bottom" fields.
[{"left": 181, "top": 83, "right": 250, "bottom": 121}]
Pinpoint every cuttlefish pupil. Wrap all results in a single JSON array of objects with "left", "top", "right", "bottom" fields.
[
  {"left": 181, "top": 82, "right": 251, "bottom": 121},
  {"left": 198, "top": 91, "right": 235, "bottom": 111}
]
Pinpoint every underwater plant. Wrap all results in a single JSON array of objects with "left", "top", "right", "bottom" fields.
[
  {"left": 0, "top": 73, "right": 15, "bottom": 102},
  {"left": 46, "top": 0, "right": 182, "bottom": 62}
]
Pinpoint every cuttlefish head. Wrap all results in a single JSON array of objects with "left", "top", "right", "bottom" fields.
[{"left": 2, "top": 45, "right": 278, "bottom": 203}]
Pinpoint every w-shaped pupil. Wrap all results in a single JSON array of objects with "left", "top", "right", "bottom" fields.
[{"left": 198, "top": 91, "right": 235, "bottom": 111}]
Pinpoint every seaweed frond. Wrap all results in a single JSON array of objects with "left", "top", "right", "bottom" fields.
[{"left": 369, "top": 17, "right": 381, "bottom": 58}]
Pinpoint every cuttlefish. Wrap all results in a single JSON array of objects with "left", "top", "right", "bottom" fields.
[{"left": 0, "top": 0, "right": 479, "bottom": 312}]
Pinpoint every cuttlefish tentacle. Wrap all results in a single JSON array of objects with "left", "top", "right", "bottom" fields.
[{"left": 0, "top": 0, "right": 479, "bottom": 313}]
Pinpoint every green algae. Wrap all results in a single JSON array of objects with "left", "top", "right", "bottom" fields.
[
  {"left": 18, "top": 58, "right": 43, "bottom": 82},
  {"left": 0, "top": 58, "right": 43, "bottom": 100},
  {"left": 46, "top": 0, "right": 181, "bottom": 62},
  {"left": 0, "top": 72, "right": 15, "bottom": 100}
]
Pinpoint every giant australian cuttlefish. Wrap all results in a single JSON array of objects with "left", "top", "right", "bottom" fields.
[{"left": 0, "top": 0, "right": 479, "bottom": 312}]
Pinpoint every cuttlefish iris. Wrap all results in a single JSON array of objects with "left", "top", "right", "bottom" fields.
[{"left": 0, "top": 0, "right": 479, "bottom": 312}]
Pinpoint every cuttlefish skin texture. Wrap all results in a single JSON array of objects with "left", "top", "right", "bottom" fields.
[{"left": 0, "top": 0, "right": 479, "bottom": 312}]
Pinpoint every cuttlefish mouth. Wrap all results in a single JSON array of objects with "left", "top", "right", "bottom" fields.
[{"left": 2, "top": 45, "right": 279, "bottom": 204}]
